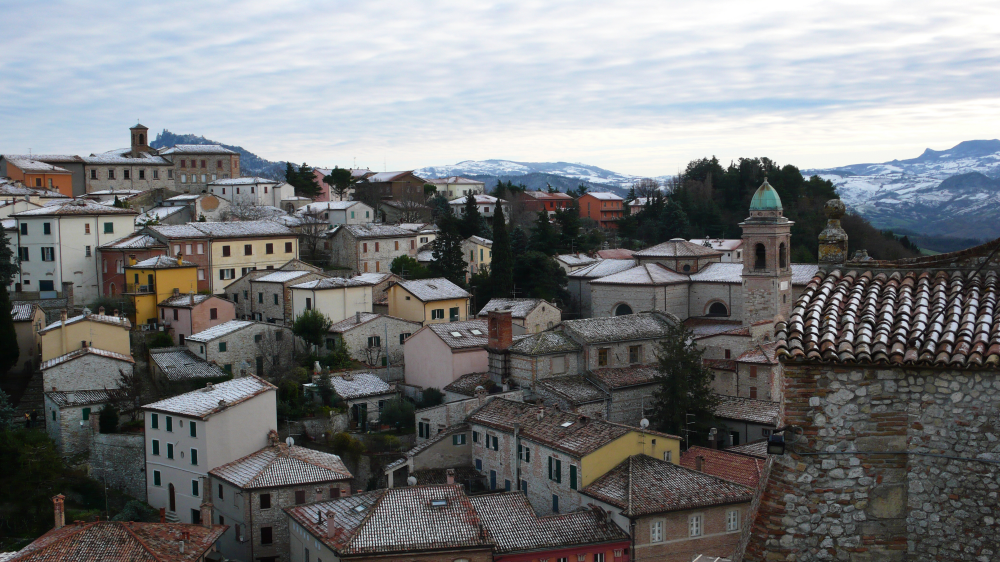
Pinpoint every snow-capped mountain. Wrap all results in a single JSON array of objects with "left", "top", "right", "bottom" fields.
[
  {"left": 416, "top": 160, "right": 659, "bottom": 189},
  {"left": 805, "top": 140, "right": 1000, "bottom": 239}
]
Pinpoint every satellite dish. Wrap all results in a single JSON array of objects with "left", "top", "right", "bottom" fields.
[
  {"left": 640, "top": 418, "right": 650, "bottom": 429},
  {"left": 286, "top": 437, "right": 294, "bottom": 447},
  {"left": 406, "top": 476, "right": 417, "bottom": 486}
]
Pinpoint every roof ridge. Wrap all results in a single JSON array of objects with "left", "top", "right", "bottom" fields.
[
  {"left": 342, "top": 489, "right": 390, "bottom": 552},
  {"left": 118, "top": 520, "right": 168, "bottom": 562}
]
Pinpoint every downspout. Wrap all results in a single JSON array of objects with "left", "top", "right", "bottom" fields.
[{"left": 248, "top": 491, "right": 254, "bottom": 562}]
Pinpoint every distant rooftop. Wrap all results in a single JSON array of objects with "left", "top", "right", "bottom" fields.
[
  {"left": 186, "top": 320, "right": 256, "bottom": 343},
  {"left": 210, "top": 444, "right": 351, "bottom": 489},
  {"left": 143, "top": 375, "right": 275, "bottom": 419}
]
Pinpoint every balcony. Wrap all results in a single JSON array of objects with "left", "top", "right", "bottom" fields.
[{"left": 124, "top": 283, "right": 155, "bottom": 294}]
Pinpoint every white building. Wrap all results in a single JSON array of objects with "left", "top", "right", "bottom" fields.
[
  {"left": 13, "top": 199, "right": 137, "bottom": 303},
  {"left": 289, "top": 277, "right": 375, "bottom": 325},
  {"left": 688, "top": 238, "right": 744, "bottom": 263},
  {"left": 143, "top": 376, "right": 277, "bottom": 525},
  {"left": 206, "top": 177, "right": 295, "bottom": 208},
  {"left": 426, "top": 176, "right": 486, "bottom": 200},
  {"left": 449, "top": 194, "right": 509, "bottom": 219},
  {"left": 297, "top": 200, "right": 375, "bottom": 227}
]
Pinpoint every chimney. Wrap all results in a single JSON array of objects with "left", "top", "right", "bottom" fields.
[
  {"left": 200, "top": 501, "right": 213, "bottom": 529},
  {"left": 325, "top": 511, "right": 337, "bottom": 539},
  {"left": 173, "top": 288, "right": 180, "bottom": 296},
  {"left": 536, "top": 405, "right": 545, "bottom": 420},
  {"left": 356, "top": 311, "right": 361, "bottom": 324},
  {"left": 81, "top": 340, "right": 88, "bottom": 348},
  {"left": 696, "top": 456, "right": 705, "bottom": 472},
  {"left": 818, "top": 199, "right": 848, "bottom": 268},
  {"left": 487, "top": 310, "right": 513, "bottom": 351},
  {"left": 128, "top": 254, "right": 137, "bottom": 266},
  {"left": 446, "top": 468, "right": 455, "bottom": 485},
  {"left": 98, "top": 306, "right": 105, "bottom": 315},
  {"left": 52, "top": 494, "right": 66, "bottom": 529},
  {"left": 315, "top": 487, "right": 324, "bottom": 502},
  {"left": 190, "top": 292, "right": 195, "bottom": 306},
  {"left": 177, "top": 253, "right": 183, "bottom": 265},
  {"left": 60, "top": 309, "right": 68, "bottom": 356},
  {"left": 159, "top": 508, "right": 166, "bottom": 523},
  {"left": 475, "top": 385, "right": 486, "bottom": 405}
]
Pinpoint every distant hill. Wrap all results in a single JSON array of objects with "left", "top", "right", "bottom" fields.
[{"left": 150, "top": 130, "right": 287, "bottom": 180}]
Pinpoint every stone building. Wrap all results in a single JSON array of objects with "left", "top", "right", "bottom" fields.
[
  {"left": 384, "top": 425, "right": 474, "bottom": 487},
  {"left": 554, "top": 253, "right": 600, "bottom": 274},
  {"left": 297, "top": 200, "right": 374, "bottom": 226},
  {"left": 44, "top": 389, "right": 116, "bottom": 457},
  {"left": 739, "top": 205, "right": 1000, "bottom": 562},
  {"left": 209, "top": 440, "right": 352, "bottom": 562},
  {"left": 39, "top": 309, "right": 133, "bottom": 393},
  {"left": 158, "top": 143, "right": 240, "bottom": 193},
  {"left": 325, "top": 223, "right": 418, "bottom": 275},
  {"left": 325, "top": 372, "right": 397, "bottom": 430},
  {"left": 248, "top": 270, "right": 328, "bottom": 325},
  {"left": 326, "top": 312, "right": 421, "bottom": 366},
  {"left": 158, "top": 293, "right": 236, "bottom": 345},
  {"left": 477, "top": 297, "right": 562, "bottom": 333},
  {"left": 185, "top": 320, "right": 294, "bottom": 377},
  {"left": 567, "top": 258, "right": 637, "bottom": 318},
  {"left": 12, "top": 302, "right": 45, "bottom": 374}
]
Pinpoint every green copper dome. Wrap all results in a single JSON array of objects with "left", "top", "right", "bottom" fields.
[{"left": 749, "top": 179, "right": 782, "bottom": 211}]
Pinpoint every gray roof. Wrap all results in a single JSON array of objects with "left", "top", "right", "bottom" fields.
[
  {"left": 159, "top": 144, "right": 237, "bottom": 155},
  {"left": 45, "top": 389, "right": 116, "bottom": 408},
  {"left": 396, "top": 278, "right": 470, "bottom": 302},
  {"left": 713, "top": 394, "right": 781, "bottom": 425},
  {"left": 427, "top": 319, "right": 490, "bottom": 350},
  {"left": 561, "top": 311, "right": 676, "bottom": 344},
  {"left": 186, "top": 320, "right": 255, "bottom": 343},
  {"left": 158, "top": 294, "right": 213, "bottom": 307},
  {"left": 477, "top": 298, "right": 554, "bottom": 319},
  {"left": 589, "top": 263, "right": 689, "bottom": 286},
  {"left": 133, "top": 255, "right": 194, "bottom": 269},
  {"left": 210, "top": 444, "right": 351, "bottom": 490},
  {"left": 290, "top": 277, "right": 372, "bottom": 290},
  {"left": 11, "top": 302, "right": 38, "bottom": 322},
  {"left": 567, "top": 259, "right": 636, "bottom": 279},
  {"left": 329, "top": 373, "right": 393, "bottom": 400},
  {"left": 537, "top": 375, "right": 605, "bottom": 405},
  {"left": 5, "top": 158, "right": 71, "bottom": 173},
  {"left": 634, "top": 238, "right": 723, "bottom": 258},
  {"left": 185, "top": 220, "right": 294, "bottom": 238},
  {"left": 555, "top": 254, "right": 599, "bottom": 267},
  {"left": 791, "top": 263, "right": 820, "bottom": 285},
  {"left": 334, "top": 223, "right": 416, "bottom": 239},
  {"left": 13, "top": 199, "right": 136, "bottom": 217},
  {"left": 209, "top": 177, "right": 279, "bottom": 185},
  {"left": 99, "top": 233, "right": 166, "bottom": 250},
  {"left": 143, "top": 375, "right": 276, "bottom": 419},
  {"left": 149, "top": 347, "right": 228, "bottom": 381},
  {"left": 145, "top": 224, "right": 209, "bottom": 239},
  {"left": 40, "top": 347, "right": 134, "bottom": 371},
  {"left": 82, "top": 148, "right": 171, "bottom": 165},
  {"left": 509, "top": 329, "right": 581, "bottom": 355},
  {"left": 253, "top": 270, "right": 313, "bottom": 284},
  {"left": 688, "top": 262, "right": 744, "bottom": 283},
  {"left": 328, "top": 313, "right": 420, "bottom": 334}
]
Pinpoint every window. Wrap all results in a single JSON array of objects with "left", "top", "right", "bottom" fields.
[
  {"left": 472, "top": 430, "right": 479, "bottom": 443},
  {"left": 210, "top": 308, "right": 218, "bottom": 320},
  {"left": 431, "top": 309, "right": 444, "bottom": 320},
  {"left": 375, "top": 242, "right": 379, "bottom": 252},
  {"left": 200, "top": 160, "right": 206, "bottom": 168},
  {"left": 190, "top": 448, "right": 198, "bottom": 465},
  {"left": 265, "top": 243, "right": 273, "bottom": 254},
  {"left": 725, "top": 349, "right": 731, "bottom": 359},
  {"left": 399, "top": 332, "right": 410, "bottom": 344},
  {"left": 260, "top": 526, "right": 273, "bottom": 544},
  {"left": 629, "top": 345, "right": 642, "bottom": 364},
  {"left": 166, "top": 416, "right": 173, "bottom": 432},
  {"left": 244, "top": 244, "right": 252, "bottom": 256},
  {"left": 552, "top": 494, "right": 559, "bottom": 513},
  {"left": 755, "top": 243, "right": 766, "bottom": 269},
  {"left": 275, "top": 331, "right": 283, "bottom": 341},
  {"left": 168, "top": 169, "right": 173, "bottom": 179},
  {"left": 363, "top": 243, "right": 368, "bottom": 253},
  {"left": 153, "top": 470, "right": 161, "bottom": 486},
  {"left": 255, "top": 334, "right": 263, "bottom": 343},
  {"left": 598, "top": 348, "right": 609, "bottom": 367},
  {"left": 224, "top": 364, "right": 232, "bottom": 374},
  {"left": 491, "top": 435, "right": 498, "bottom": 451},
  {"left": 152, "top": 439, "right": 160, "bottom": 456},
  {"left": 19, "top": 223, "right": 26, "bottom": 235},
  {"left": 90, "top": 169, "right": 97, "bottom": 179},
  {"left": 305, "top": 298, "right": 312, "bottom": 310},
  {"left": 173, "top": 309, "right": 178, "bottom": 321},
  {"left": 218, "top": 484, "right": 224, "bottom": 500},
  {"left": 123, "top": 169, "right": 130, "bottom": 180},
  {"left": 614, "top": 303, "right": 633, "bottom": 316},
  {"left": 85, "top": 224, "right": 91, "bottom": 235},
  {"left": 197, "top": 243, "right": 204, "bottom": 254},
  {"left": 452, "top": 433, "right": 466, "bottom": 445},
  {"left": 749, "top": 386, "right": 758, "bottom": 399},
  {"left": 449, "top": 307, "right": 460, "bottom": 322},
  {"left": 594, "top": 554, "right": 605, "bottom": 562},
  {"left": 285, "top": 242, "right": 293, "bottom": 253},
  {"left": 220, "top": 269, "right": 235, "bottom": 280},
  {"left": 192, "top": 479, "right": 199, "bottom": 496},
  {"left": 650, "top": 520, "right": 664, "bottom": 543},
  {"left": 295, "top": 490, "right": 306, "bottom": 504},
  {"left": 689, "top": 514, "right": 703, "bottom": 537},
  {"left": 153, "top": 169, "right": 159, "bottom": 179},
  {"left": 219, "top": 342, "right": 227, "bottom": 352},
  {"left": 708, "top": 302, "right": 729, "bottom": 317},
  {"left": 779, "top": 242, "right": 787, "bottom": 269},
  {"left": 108, "top": 169, "right": 115, "bottom": 180},
  {"left": 490, "top": 470, "right": 497, "bottom": 489},
  {"left": 727, "top": 509, "right": 740, "bottom": 532},
  {"left": 273, "top": 294, "right": 278, "bottom": 305},
  {"left": 167, "top": 443, "right": 174, "bottom": 459},
  {"left": 43, "top": 223, "right": 51, "bottom": 235},
  {"left": 258, "top": 292, "right": 263, "bottom": 304},
  {"left": 570, "top": 465, "right": 578, "bottom": 490},
  {"left": 259, "top": 493, "right": 271, "bottom": 509},
  {"left": 41, "top": 247, "right": 55, "bottom": 262},
  {"left": 475, "top": 458, "right": 482, "bottom": 471},
  {"left": 198, "top": 269, "right": 205, "bottom": 281},
  {"left": 548, "top": 457, "right": 562, "bottom": 482},
  {"left": 518, "top": 443, "right": 531, "bottom": 462},
  {"left": 104, "top": 222, "right": 114, "bottom": 234},
  {"left": 17, "top": 247, "right": 28, "bottom": 262},
  {"left": 664, "top": 451, "right": 672, "bottom": 462},
  {"left": 189, "top": 421, "right": 197, "bottom": 438},
  {"left": 367, "top": 336, "right": 381, "bottom": 348},
  {"left": 222, "top": 245, "right": 231, "bottom": 257},
  {"left": 181, "top": 174, "right": 187, "bottom": 183},
  {"left": 151, "top": 413, "right": 158, "bottom": 429},
  {"left": 217, "top": 159, "right": 223, "bottom": 169},
  {"left": 181, "top": 160, "right": 187, "bottom": 168}
]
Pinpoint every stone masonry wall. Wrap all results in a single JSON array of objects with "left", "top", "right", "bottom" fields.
[
  {"left": 42, "top": 354, "right": 131, "bottom": 392},
  {"left": 90, "top": 432, "right": 146, "bottom": 501},
  {"left": 741, "top": 363, "right": 1000, "bottom": 562}
]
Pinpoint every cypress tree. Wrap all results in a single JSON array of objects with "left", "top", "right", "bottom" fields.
[
  {"left": 648, "top": 321, "right": 719, "bottom": 445},
  {"left": 528, "top": 211, "right": 557, "bottom": 255},
  {"left": 0, "top": 228, "right": 20, "bottom": 381},
  {"left": 431, "top": 214, "right": 468, "bottom": 287},
  {"left": 460, "top": 193, "right": 483, "bottom": 239},
  {"left": 490, "top": 203, "right": 513, "bottom": 298}
]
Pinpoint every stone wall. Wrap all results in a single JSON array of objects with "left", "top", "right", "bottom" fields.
[
  {"left": 607, "top": 384, "right": 657, "bottom": 425},
  {"left": 42, "top": 354, "right": 130, "bottom": 393},
  {"left": 742, "top": 363, "right": 1000, "bottom": 562},
  {"left": 90, "top": 432, "right": 146, "bottom": 501},
  {"left": 509, "top": 351, "right": 583, "bottom": 391}
]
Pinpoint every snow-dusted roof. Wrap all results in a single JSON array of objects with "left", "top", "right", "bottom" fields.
[
  {"left": 210, "top": 444, "right": 351, "bottom": 489},
  {"left": 689, "top": 238, "right": 743, "bottom": 252},
  {"left": 791, "top": 263, "right": 820, "bottom": 285},
  {"left": 334, "top": 224, "right": 416, "bottom": 239},
  {"left": 11, "top": 302, "right": 38, "bottom": 322},
  {"left": 164, "top": 194, "right": 201, "bottom": 201},
  {"left": 298, "top": 201, "right": 363, "bottom": 214},
  {"left": 149, "top": 347, "right": 228, "bottom": 381},
  {"left": 366, "top": 170, "right": 418, "bottom": 182},
  {"left": 45, "top": 389, "right": 117, "bottom": 408},
  {"left": 396, "top": 278, "right": 470, "bottom": 302},
  {"left": 477, "top": 298, "right": 551, "bottom": 319},
  {"left": 425, "top": 176, "right": 483, "bottom": 185},
  {"left": 416, "top": 250, "right": 434, "bottom": 263},
  {"left": 13, "top": 199, "right": 136, "bottom": 216},
  {"left": 329, "top": 373, "right": 393, "bottom": 400},
  {"left": 186, "top": 320, "right": 255, "bottom": 342},
  {"left": 509, "top": 330, "right": 581, "bottom": 355},
  {"left": 290, "top": 277, "right": 372, "bottom": 290},
  {"left": 688, "top": 262, "right": 744, "bottom": 284},
  {"left": 158, "top": 144, "right": 237, "bottom": 155},
  {"left": 86, "top": 189, "right": 142, "bottom": 197},
  {"left": 583, "top": 192, "right": 623, "bottom": 201},
  {"left": 145, "top": 223, "right": 208, "bottom": 239},
  {"left": 351, "top": 272, "right": 393, "bottom": 285},
  {"left": 82, "top": 148, "right": 171, "bottom": 165},
  {"left": 634, "top": 238, "right": 723, "bottom": 258},
  {"left": 449, "top": 194, "right": 506, "bottom": 206},
  {"left": 427, "top": 319, "right": 490, "bottom": 350},
  {"left": 208, "top": 177, "right": 279, "bottom": 185},
  {"left": 6, "top": 158, "right": 71, "bottom": 173},
  {"left": 561, "top": 311, "right": 676, "bottom": 344},
  {"left": 567, "top": 259, "right": 635, "bottom": 279},
  {"left": 253, "top": 270, "right": 313, "bottom": 284},
  {"left": 555, "top": 254, "right": 599, "bottom": 267},
  {"left": 40, "top": 312, "right": 131, "bottom": 333},
  {"left": 0, "top": 180, "right": 68, "bottom": 198},
  {"left": 465, "top": 235, "right": 492, "bottom": 247},
  {"left": 135, "top": 206, "right": 186, "bottom": 224},
  {"left": 2, "top": 153, "right": 82, "bottom": 163},
  {"left": 143, "top": 376, "right": 276, "bottom": 419},
  {"left": 185, "top": 220, "right": 293, "bottom": 238},
  {"left": 589, "top": 263, "right": 689, "bottom": 285},
  {"left": 132, "top": 255, "right": 193, "bottom": 269},
  {"left": 41, "top": 347, "right": 135, "bottom": 371},
  {"left": 158, "top": 293, "right": 213, "bottom": 307}
]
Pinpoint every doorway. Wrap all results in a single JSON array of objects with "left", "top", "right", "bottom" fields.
[{"left": 168, "top": 483, "right": 176, "bottom": 512}]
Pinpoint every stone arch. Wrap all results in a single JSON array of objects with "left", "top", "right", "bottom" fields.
[
  {"left": 613, "top": 303, "right": 633, "bottom": 316},
  {"left": 755, "top": 243, "right": 766, "bottom": 270},
  {"left": 779, "top": 242, "right": 787, "bottom": 269},
  {"left": 705, "top": 300, "right": 729, "bottom": 317}
]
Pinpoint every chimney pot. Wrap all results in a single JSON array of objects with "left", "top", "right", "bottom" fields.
[
  {"left": 98, "top": 306, "right": 105, "bottom": 315},
  {"left": 315, "top": 487, "right": 324, "bottom": 502},
  {"left": 173, "top": 288, "right": 179, "bottom": 296},
  {"left": 696, "top": 456, "right": 705, "bottom": 472},
  {"left": 446, "top": 468, "right": 455, "bottom": 485},
  {"left": 325, "top": 510, "right": 337, "bottom": 539},
  {"left": 52, "top": 494, "right": 66, "bottom": 529}
]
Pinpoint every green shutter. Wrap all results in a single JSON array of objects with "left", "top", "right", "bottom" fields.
[
  {"left": 190, "top": 421, "right": 197, "bottom": 438},
  {"left": 548, "top": 457, "right": 553, "bottom": 480},
  {"left": 191, "top": 449, "right": 198, "bottom": 466},
  {"left": 152, "top": 440, "right": 159, "bottom": 455},
  {"left": 570, "top": 465, "right": 577, "bottom": 490},
  {"left": 82, "top": 408, "right": 91, "bottom": 421},
  {"left": 555, "top": 459, "right": 562, "bottom": 483},
  {"left": 151, "top": 413, "right": 158, "bottom": 429},
  {"left": 452, "top": 434, "right": 458, "bottom": 445}
]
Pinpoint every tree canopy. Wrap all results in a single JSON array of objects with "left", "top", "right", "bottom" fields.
[
  {"left": 292, "top": 309, "right": 333, "bottom": 349},
  {"left": 648, "top": 321, "right": 719, "bottom": 444},
  {"left": 323, "top": 167, "right": 358, "bottom": 201},
  {"left": 431, "top": 214, "right": 468, "bottom": 287}
]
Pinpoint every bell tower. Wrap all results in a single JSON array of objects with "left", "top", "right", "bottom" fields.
[
  {"left": 740, "top": 179, "right": 793, "bottom": 325},
  {"left": 130, "top": 123, "right": 151, "bottom": 157}
]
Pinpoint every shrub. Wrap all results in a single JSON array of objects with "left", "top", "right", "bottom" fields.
[
  {"left": 378, "top": 398, "right": 415, "bottom": 430},
  {"left": 418, "top": 388, "right": 444, "bottom": 409}
]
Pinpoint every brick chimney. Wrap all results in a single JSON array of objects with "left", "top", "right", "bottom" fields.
[
  {"left": 818, "top": 199, "right": 848, "bottom": 268},
  {"left": 52, "top": 494, "right": 66, "bottom": 529},
  {"left": 199, "top": 501, "right": 213, "bottom": 528},
  {"left": 60, "top": 309, "right": 68, "bottom": 356},
  {"left": 695, "top": 456, "right": 705, "bottom": 472},
  {"left": 487, "top": 310, "right": 513, "bottom": 351},
  {"left": 446, "top": 468, "right": 455, "bottom": 485},
  {"left": 315, "top": 487, "right": 324, "bottom": 502}
]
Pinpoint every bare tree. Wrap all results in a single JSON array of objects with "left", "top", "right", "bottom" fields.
[
  {"left": 107, "top": 367, "right": 144, "bottom": 422},
  {"left": 361, "top": 344, "right": 385, "bottom": 367},
  {"left": 254, "top": 328, "right": 297, "bottom": 379},
  {"left": 634, "top": 178, "right": 662, "bottom": 199},
  {"left": 221, "top": 197, "right": 274, "bottom": 222},
  {"left": 296, "top": 214, "right": 331, "bottom": 263}
]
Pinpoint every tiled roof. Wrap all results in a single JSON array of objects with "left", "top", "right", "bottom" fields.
[
  {"left": 589, "top": 365, "right": 659, "bottom": 389},
  {"left": 44, "top": 389, "right": 116, "bottom": 408},
  {"left": 777, "top": 268, "right": 1000, "bottom": 368},
  {"left": 329, "top": 312, "right": 380, "bottom": 332},
  {"left": 13, "top": 199, "right": 136, "bottom": 216},
  {"left": 469, "top": 492, "right": 629, "bottom": 554},
  {"left": 508, "top": 329, "right": 581, "bottom": 355},
  {"left": 149, "top": 347, "right": 228, "bottom": 381},
  {"left": 556, "top": 254, "right": 599, "bottom": 267},
  {"left": 290, "top": 277, "right": 372, "bottom": 290},
  {"left": 366, "top": 170, "right": 418, "bottom": 182},
  {"left": 143, "top": 375, "right": 276, "bottom": 419},
  {"left": 386, "top": 424, "right": 469, "bottom": 471},
  {"left": 132, "top": 255, "right": 193, "bottom": 269},
  {"left": 468, "top": 399, "right": 631, "bottom": 457},
  {"left": 209, "top": 177, "right": 279, "bottom": 185},
  {"left": 736, "top": 341, "right": 779, "bottom": 365},
  {"left": 689, "top": 238, "right": 744, "bottom": 251},
  {"left": 210, "top": 444, "right": 351, "bottom": 489},
  {"left": 589, "top": 263, "right": 689, "bottom": 286},
  {"left": 135, "top": 206, "right": 185, "bottom": 225},
  {"left": 0, "top": 180, "right": 67, "bottom": 198},
  {"left": 634, "top": 238, "right": 722, "bottom": 258},
  {"left": 449, "top": 194, "right": 506, "bottom": 205},
  {"left": 6, "top": 158, "right": 71, "bottom": 173},
  {"left": 703, "top": 359, "right": 737, "bottom": 371},
  {"left": 335, "top": 223, "right": 416, "bottom": 239},
  {"left": 791, "top": 263, "right": 820, "bottom": 285},
  {"left": 562, "top": 312, "right": 676, "bottom": 344},
  {"left": 41, "top": 347, "right": 134, "bottom": 371},
  {"left": 351, "top": 272, "right": 393, "bottom": 285},
  {"left": 145, "top": 224, "right": 209, "bottom": 239},
  {"left": 2, "top": 154, "right": 82, "bottom": 163},
  {"left": 583, "top": 192, "right": 623, "bottom": 201},
  {"left": 159, "top": 144, "right": 237, "bottom": 155},
  {"left": 426, "top": 176, "right": 484, "bottom": 185},
  {"left": 466, "top": 235, "right": 492, "bottom": 247},
  {"left": 477, "top": 298, "right": 551, "bottom": 319},
  {"left": 397, "top": 278, "right": 470, "bottom": 302},
  {"left": 40, "top": 312, "right": 131, "bottom": 333},
  {"left": 520, "top": 190, "right": 574, "bottom": 200},
  {"left": 82, "top": 148, "right": 172, "bottom": 165},
  {"left": 596, "top": 249, "right": 634, "bottom": 260},
  {"left": 442, "top": 372, "right": 492, "bottom": 397},
  {"left": 185, "top": 320, "right": 255, "bottom": 342},
  {"left": 713, "top": 395, "right": 780, "bottom": 425},
  {"left": 285, "top": 484, "right": 491, "bottom": 556},
  {"left": 538, "top": 375, "right": 605, "bottom": 405},
  {"left": 567, "top": 258, "right": 636, "bottom": 279},
  {"left": 581, "top": 454, "right": 753, "bottom": 516},
  {"left": 99, "top": 233, "right": 166, "bottom": 250},
  {"left": 689, "top": 262, "right": 743, "bottom": 283},
  {"left": 11, "top": 302, "right": 38, "bottom": 322},
  {"left": 158, "top": 294, "right": 212, "bottom": 307},
  {"left": 427, "top": 319, "right": 490, "bottom": 350},
  {"left": 726, "top": 439, "right": 769, "bottom": 459},
  {"left": 685, "top": 318, "right": 745, "bottom": 338},
  {"left": 298, "top": 201, "right": 361, "bottom": 213},
  {"left": 184, "top": 220, "right": 293, "bottom": 238},
  {"left": 329, "top": 373, "right": 393, "bottom": 400},
  {"left": 9, "top": 521, "right": 226, "bottom": 562},
  {"left": 680, "top": 446, "right": 767, "bottom": 489},
  {"left": 254, "top": 270, "right": 313, "bottom": 283}
]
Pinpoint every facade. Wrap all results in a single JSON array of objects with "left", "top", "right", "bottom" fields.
[
  {"left": 185, "top": 320, "right": 295, "bottom": 377},
  {"left": 1, "top": 154, "right": 85, "bottom": 196},
  {"left": 13, "top": 199, "right": 137, "bottom": 303},
  {"left": 122, "top": 255, "right": 199, "bottom": 327},
  {"left": 209, "top": 441, "right": 353, "bottom": 562},
  {"left": 403, "top": 319, "right": 491, "bottom": 390},
  {"left": 142, "top": 224, "right": 213, "bottom": 292},
  {"left": 98, "top": 233, "right": 169, "bottom": 297},
  {"left": 298, "top": 200, "right": 374, "bottom": 226},
  {"left": 462, "top": 235, "right": 492, "bottom": 277},
  {"left": 1, "top": 157, "right": 74, "bottom": 197},
  {"left": 288, "top": 276, "right": 375, "bottom": 324},
  {"left": 12, "top": 302, "right": 45, "bottom": 374},
  {"left": 379, "top": 199, "right": 433, "bottom": 224},
  {"left": 39, "top": 309, "right": 131, "bottom": 362},
  {"left": 158, "top": 143, "right": 240, "bottom": 193},
  {"left": 248, "top": 270, "right": 328, "bottom": 325},
  {"left": 143, "top": 376, "right": 278, "bottom": 526},
  {"left": 386, "top": 277, "right": 471, "bottom": 325},
  {"left": 517, "top": 190, "right": 575, "bottom": 215},
  {"left": 449, "top": 194, "right": 509, "bottom": 219},
  {"left": 477, "top": 297, "right": 561, "bottom": 333},
  {"left": 327, "top": 313, "right": 421, "bottom": 365},
  {"left": 311, "top": 167, "right": 373, "bottom": 202},
  {"left": 353, "top": 170, "right": 428, "bottom": 202},
  {"left": 567, "top": 259, "right": 637, "bottom": 318},
  {"left": 206, "top": 177, "right": 294, "bottom": 208},
  {"left": 326, "top": 223, "right": 418, "bottom": 275},
  {"left": 158, "top": 294, "right": 236, "bottom": 345},
  {"left": 578, "top": 192, "right": 624, "bottom": 229},
  {"left": 44, "top": 389, "right": 116, "bottom": 456},
  {"left": 425, "top": 176, "right": 485, "bottom": 200},
  {"left": 582, "top": 454, "right": 753, "bottom": 562}
]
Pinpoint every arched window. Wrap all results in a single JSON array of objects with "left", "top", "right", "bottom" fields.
[
  {"left": 755, "top": 243, "right": 766, "bottom": 270},
  {"left": 614, "top": 303, "right": 633, "bottom": 316},
  {"left": 138, "top": 134, "right": 144, "bottom": 145},
  {"left": 707, "top": 302, "right": 729, "bottom": 317},
  {"left": 779, "top": 243, "right": 787, "bottom": 269}
]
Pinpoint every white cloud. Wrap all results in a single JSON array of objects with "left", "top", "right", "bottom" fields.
[{"left": 0, "top": 0, "right": 998, "bottom": 175}]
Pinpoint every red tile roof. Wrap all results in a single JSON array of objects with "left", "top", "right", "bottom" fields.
[
  {"left": 596, "top": 248, "right": 634, "bottom": 259},
  {"left": 680, "top": 446, "right": 767, "bottom": 489},
  {"left": 10, "top": 521, "right": 225, "bottom": 562},
  {"left": 210, "top": 444, "right": 351, "bottom": 489},
  {"left": 589, "top": 365, "right": 659, "bottom": 388},
  {"left": 736, "top": 341, "right": 780, "bottom": 365}
]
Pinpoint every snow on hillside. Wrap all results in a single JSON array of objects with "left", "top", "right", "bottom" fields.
[{"left": 416, "top": 159, "right": 665, "bottom": 189}]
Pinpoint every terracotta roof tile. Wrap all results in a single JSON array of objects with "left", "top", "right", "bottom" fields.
[
  {"left": 680, "top": 446, "right": 767, "bottom": 489},
  {"left": 725, "top": 439, "right": 769, "bottom": 459},
  {"left": 736, "top": 341, "right": 780, "bottom": 365},
  {"left": 9, "top": 521, "right": 225, "bottom": 562},
  {"left": 442, "top": 372, "right": 492, "bottom": 397},
  {"left": 210, "top": 444, "right": 351, "bottom": 489},
  {"left": 562, "top": 311, "right": 677, "bottom": 343},
  {"left": 537, "top": 376, "right": 605, "bottom": 404},
  {"left": 712, "top": 395, "right": 780, "bottom": 425},
  {"left": 589, "top": 365, "right": 659, "bottom": 388},
  {"left": 40, "top": 347, "right": 134, "bottom": 371}
]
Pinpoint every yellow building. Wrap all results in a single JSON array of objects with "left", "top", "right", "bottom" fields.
[
  {"left": 462, "top": 235, "right": 492, "bottom": 279},
  {"left": 386, "top": 277, "right": 471, "bottom": 325},
  {"left": 197, "top": 222, "right": 299, "bottom": 294},
  {"left": 580, "top": 428, "right": 681, "bottom": 487},
  {"left": 123, "top": 255, "right": 198, "bottom": 327},
  {"left": 39, "top": 309, "right": 132, "bottom": 362}
]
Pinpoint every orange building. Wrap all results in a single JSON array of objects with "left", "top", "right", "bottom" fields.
[
  {"left": 4, "top": 157, "right": 74, "bottom": 197},
  {"left": 578, "top": 192, "right": 625, "bottom": 229}
]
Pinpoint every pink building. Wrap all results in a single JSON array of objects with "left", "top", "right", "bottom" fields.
[
  {"left": 157, "top": 293, "right": 236, "bottom": 345},
  {"left": 403, "top": 319, "right": 490, "bottom": 390},
  {"left": 312, "top": 168, "right": 374, "bottom": 202}
]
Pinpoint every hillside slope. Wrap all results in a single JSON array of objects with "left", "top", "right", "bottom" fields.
[{"left": 150, "top": 130, "right": 287, "bottom": 180}]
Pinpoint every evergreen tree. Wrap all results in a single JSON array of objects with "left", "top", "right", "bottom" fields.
[
  {"left": 648, "top": 322, "right": 719, "bottom": 445},
  {"left": 0, "top": 228, "right": 19, "bottom": 381},
  {"left": 390, "top": 255, "right": 431, "bottom": 279},
  {"left": 553, "top": 205, "right": 582, "bottom": 254},
  {"left": 98, "top": 404, "right": 119, "bottom": 434},
  {"left": 512, "top": 252, "right": 570, "bottom": 306},
  {"left": 296, "top": 163, "right": 321, "bottom": 198},
  {"left": 292, "top": 309, "right": 333, "bottom": 350},
  {"left": 428, "top": 193, "right": 452, "bottom": 220},
  {"left": 510, "top": 226, "right": 529, "bottom": 258},
  {"left": 323, "top": 167, "right": 357, "bottom": 201},
  {"left": 490, "top": 203, "right": 513, "bottom": 298},
  {"left": 431, "top": 214, "right": 468, "bottom": 286},
  {"left": 529, "top": 211, "right": 557, "bottom": 255},
  {"left": 460, "top": 193, "right": 484, "bottom": 239},
  {"left": 284, "top": 162, "right": 298, "bottom": 187}
]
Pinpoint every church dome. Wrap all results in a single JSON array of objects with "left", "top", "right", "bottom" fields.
[{"left": 749, "top": 179, "right": 782, "bottom": 211}]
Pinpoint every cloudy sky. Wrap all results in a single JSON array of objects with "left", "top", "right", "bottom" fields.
[{"left": 1, "top": 0, "right": 998, "bottom": 176}]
